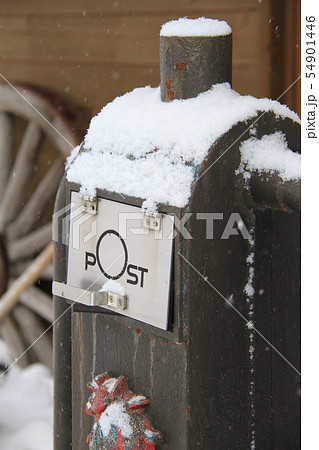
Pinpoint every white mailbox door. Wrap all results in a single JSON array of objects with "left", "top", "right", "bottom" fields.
[{"left": 67, "top": 192, "right": 175, "bottom": 330}]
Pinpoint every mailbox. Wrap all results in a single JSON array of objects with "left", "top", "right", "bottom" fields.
[{"left": 53, "top": 18, "right": 300, "bottom": 449}]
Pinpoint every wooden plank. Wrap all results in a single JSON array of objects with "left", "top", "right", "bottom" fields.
[
  {"left": 0, "top": 11, "right": 262, "bottom": 66},
  {"left": 0, "top": 0, "right": 259, "bottom": 15},
  {"left": 0, "top": 0, "right": 275, "bottom": 119},
  {"left": 271, "top": 211, "right": 301, "bottom": 448},
  {"left": 253, "top": 210, "right": 273, "bottom": 447},
  {"left": 255, "top": 0, "right": 272, "bottom": 97},
  {"left": 283, "top": 0, "right": 301, "bottom": 116},
  {"left": 72, "top": 312, "right": 187, "bottom": 449},
  {"left": 269, "top": 0, "right": 301, "bottom": 116}
]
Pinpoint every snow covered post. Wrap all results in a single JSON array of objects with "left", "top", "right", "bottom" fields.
[
  {"left": 160, "top": 18, "right": 232, "bottom": 101},
  {"left": 53, "top": 17, "right": 300, "bottom": 450}
]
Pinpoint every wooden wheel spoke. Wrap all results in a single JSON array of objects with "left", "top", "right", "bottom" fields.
[
  {"left": 10, "top": 260, "right": 53, "bottom": 281},
  {"left": 0, "top": 122, "right": 43, "bottom": 229},
  {"left": 40, "top": 263, "right": 53, "bottom": 280},
  {"left": 0, "top": 316, "right": 30, "bottom": 368},
  {"left": 12, "top": 305, "right": 53, "bottom": 369},
  {"left": 8, "top": 158, "right": 64, "bottom": 239},
  {"left": 8, "top": 223, "right": 52, "bottom": 262},
  {"left": 19, "top": 285, "right": 53, "bottom": 323},
  {"left": 0, "top": 84, "right": 86, "bottom": 369},
  {"left": 0, "top": 243, "right": 53, "bottom": 321},
  {"left": 0, "top": 236, "right": 8, "bottom": 296},
  {"left": 0, "top": 113, "right": 14, "bottom": 216}
]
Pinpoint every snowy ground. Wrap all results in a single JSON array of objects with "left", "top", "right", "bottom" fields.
[{"left": 0, "top": 339, "right": 53, "bottom": 450}]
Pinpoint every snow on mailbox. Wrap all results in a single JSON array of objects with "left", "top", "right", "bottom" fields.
[{"left": 53, "top": 18, "right": 300, "bottom": 450}]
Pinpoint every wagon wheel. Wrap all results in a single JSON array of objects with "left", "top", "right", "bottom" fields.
[{"left": 0, "top": 83, "right": 88, "bottom": 368}]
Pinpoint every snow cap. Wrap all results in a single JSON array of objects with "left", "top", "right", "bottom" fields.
[
  {"left": 67, "top": 83, "right": 300, "bottom": 208},
  {"left": 160, "top": 17, "right": 232, "bottom": 37}
]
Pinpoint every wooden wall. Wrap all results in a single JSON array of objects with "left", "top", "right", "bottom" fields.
[
  {"left": 270, "top": 0, "right": 301, "bottom": 116},
  {"left": 0, "top": 0, "right": 300, "bottom": 123}
]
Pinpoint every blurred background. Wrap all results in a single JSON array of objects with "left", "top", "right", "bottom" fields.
[{"left": 0, "top": 0, "right": 301, "bottom": 118}]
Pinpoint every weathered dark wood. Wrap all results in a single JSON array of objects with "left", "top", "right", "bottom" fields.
[
  {"left": 185, "top": 113, "right": 300, "bottom": 448},
  {"left": 72, "top": 313, "right": 188, "bottom": 450},
  {"left": 271, "top": 210, "right": 301, "bottom": 448},
  {"left": 185, "top": 119, "right": 254, "bottom": 448},
  {"left": 253, "top": 209, "right": 273, "bottom": 448},
  {"left": 53, "top": 176, "right": 72, "bottom": 449},
  {"left": 249, "top": 173, "right": 300, "bottom": 213},
  {"left": 52, "top": 21, "right": 300, "bottom": 448},
  {"left": 160, "top": 34, "right": 232, "bottom": 101},
  {"left": 70, "top": 226, "right": 186, "bottom": 450},
  {"left": 54, "top": 114, "right": 300, "bottom": 450},
  {"left": 249, "top": 116, "right": 301, "bottom": 213}
]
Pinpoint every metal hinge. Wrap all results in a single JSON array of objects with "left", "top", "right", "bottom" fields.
[
  {"left": 142, "top": 210, "right": 162, "bottom": 231},
  {"left": 91, "top": 290, "right": 127, "bottom": 310},
  {"left": 106, "top": 292, "right": 127, "bottom": 310},
  {"left": 79, "top": 193, "right": 98, "bottom": 215},
  {"left": 52, "top": 281, "right": 127, "bottom": 311}
]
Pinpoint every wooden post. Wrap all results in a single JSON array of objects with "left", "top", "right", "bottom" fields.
[{"left": 160, "top": 33, "right": 232, "bottom": 101}]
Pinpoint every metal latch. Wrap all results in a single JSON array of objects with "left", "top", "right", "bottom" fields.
[
  {"left": 90, "top": 291, "right": 127, "bottom": 310},
  {"left": 107, "top": 292, "right": 127, "bottom": 310},
  {"left": 79, "top": 193, "right": 98, "bottom": 215},
  {"left": 52, "top": 281, "right": 127, "bottom": 311},
  {"left": 142, "top": 210, "right": 162, "bottom": 231}
]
